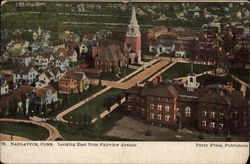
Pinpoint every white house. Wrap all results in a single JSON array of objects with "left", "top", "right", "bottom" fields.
[
  {"left": 35, "top": 71, "right": 55, "bottom": 89},
  {"left": 31, "top": 85, "right": 58, "bottom": 106},
  {"left": 13, "top": 66, "right": 38, "bottom": 88},
  {"left": 0, "top": 77, "right": 9, "bottom": 96},
  {"left": 49, "top": 67, "right": 65, "bottom": 82},
  {"left": 245, "top": 10, "right": 249, "bottom": 17},
  {"left": 55, "top": 48, "right": 78, "bottom": 63},
  {"left": 33, "top": 53, "right": 54, "bottom": 70},
  {"left": 55, "top": 56, "right": 69, "bottom": 71},
  {"left": 15, "top": 55, "right": 33, "bottom": 67},
  {"left": 237, "top": 11, "right": 242, "bottom": 19}
]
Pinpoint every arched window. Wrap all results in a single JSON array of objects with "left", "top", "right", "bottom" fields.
[
  {"left": 190, "top": 77, "right": 193, "bottom": 83},
  {"left": 185, "top": 107, "right": 191, "bottom": 117}
]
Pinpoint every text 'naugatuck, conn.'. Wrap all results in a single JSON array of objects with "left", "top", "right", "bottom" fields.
[{"left": 8, "top": 142, "right": 137, "bottom": 147}]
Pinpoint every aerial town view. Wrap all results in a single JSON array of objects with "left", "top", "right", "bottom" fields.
[{"left": 0, "top": 1, "right": 249, "bottom": 141}]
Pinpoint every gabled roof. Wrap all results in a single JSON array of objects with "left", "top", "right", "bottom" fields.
[
  {"left": 32, "top": 85, "right": 57, "bottom": 99},
  {"left": 141, "top": 81, "right": 179, "bottom": 98},
  {"left": 95, "top": 44, "right": 126, "bottom": 62},
  {"left": 13, "top": 66, "right": 36, "bottom": 75}
]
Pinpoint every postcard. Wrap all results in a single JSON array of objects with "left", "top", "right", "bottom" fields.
[{"left": 0, "top": 0, "right": 249, "bottom": 163}]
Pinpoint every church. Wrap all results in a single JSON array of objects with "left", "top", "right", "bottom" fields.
[{"left": 125, "top": 7, "right": 142, "bottom": 64}]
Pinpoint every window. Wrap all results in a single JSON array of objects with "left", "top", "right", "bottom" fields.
[
  {"left": 137, "top": 97, "right": 140, "bottom": 103},
  {"left": 128, "top": 96, "right": 131, "bottom": 101},
  {"left": 141, "top": 108, "right": 145, "bottom": 112},
  {"left": 128, "top": 105, "right": 132, "bottom": 111},
  {"left": 190, "top": 77, "right": 193, "bottom": 82},
  {"left": 210, "top": 122, "right": 215, "bottom": 128},
  {"left": 157, "top": 114, "right": 162, "bottom": 120},
  {"left": 157, "top": 104, "right": 162, "bottom": 111},
  {"left": 165, "top": 115, "right": 170, "bottom": 121},
  {"left": 165, "top": 105, "right": 170, "bottom": 111},
  {"left": 219, "top": 123, "right": 224, "bottom": 128},
  {"left": 185, "top": 107, "right": 191, "bottom": 117},
  {"left": 202, "top": 120, "right": 207, "bottom": 127},
  {"left": 177, "top": 107, "right": 180, "bottom": 113},
  {"left": 150, "top": 113, "right": 155, "bottom": 119},
  {"left": 131, "top": 28, "right": 134, "bottom": 33},
  {"left": 150, "top": 104, "right": 154, "bottom": 110},
  {"left": 202, "top": 110, "right": 207, "bottom": 116},
  {"left": 211, "top": 111, "right": 216, "bottom": 118}
]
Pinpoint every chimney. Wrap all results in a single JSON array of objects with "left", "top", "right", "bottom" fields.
[
  {"left": 226, "top": 82, "right": 233, "bottom": 93},
  {"left": 152, "top": 77, "right": 158, "bottom": 87}
]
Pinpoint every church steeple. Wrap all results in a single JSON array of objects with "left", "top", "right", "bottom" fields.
[
  {"left": 130, "top": 7, "right": 138, "bottom": 25},
  {"left": 125, "top": 6, "right": 142, "bottom": 64},
  {"left": 126, "top": 7, "right": 141, "bottom": 37}
]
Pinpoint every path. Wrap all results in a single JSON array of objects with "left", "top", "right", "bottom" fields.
[
  {"left": 0, "top": 133, "right": 31, "bottom": 141},
  {"left": 56, "top": 58, "right": 164, "bottom": 122},
  {"left": 91, "top": 97, "right": 126, "bottom": 123},
  {"left": 0, "top": 118, "right": 62, "bottom": 141},
  {"left": 56, "top": 87, "right": 112, "bottom": 122},
  {"left": 91, "top": 59, "right": 170, "bottom": 89}
]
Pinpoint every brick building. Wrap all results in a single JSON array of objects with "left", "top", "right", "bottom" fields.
[
  {"left": 59, "top": 67, "right": 90, "bottom": 94},
  {"left": 125, "top": 75, "right": 248, "bottom": 135}
]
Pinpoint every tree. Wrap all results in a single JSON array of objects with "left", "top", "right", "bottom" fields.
[{"left": 93, "top": 118, "right": 103, "bottom": 141}]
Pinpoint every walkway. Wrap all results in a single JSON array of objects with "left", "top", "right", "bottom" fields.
[
  {"left": 0, "top": 133, "right": 31, "bottom": 141},
  {"left": 56, "top": 87, "right": 112, "bottom": 122},
  {"left": 0, "top": 118, "right": 62, "bottom": 141},
  {"left": 91, "top": 97, "right": 126, "bottom": 123},
  {"left": 56, "top": 58, "right": 166, "bottom": 122},
  {"left": 91, "top": 59, "right": 170, "bottom": 89}
]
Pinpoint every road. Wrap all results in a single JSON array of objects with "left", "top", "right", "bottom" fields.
[
  {"left": 0, "top": 133, "right": 31, "bottom": 141},
  {"left": 56, "top": 86, "right": 112, "bottom": 122},
  {"left": 91, "top": 59, "right": 170, "bottom": 89},
  {"left": 0, "top": 118, "right": 62, "bottom": 141},
  {"left": 56, "top": 58, "right": 169, "bottom": 122}
]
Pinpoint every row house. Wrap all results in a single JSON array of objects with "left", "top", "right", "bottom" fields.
[
  {"left": 94, "top": 44, "right": 128, "bottom": 72},
  {"left": 13, "top": 66, "right": 38, "bottom": 88},
  {"left": 125, "top": 75, "right": 248, "bottom": 135},
  {"left": 59, "top": 67, "right": 90, "bottom": 94}
]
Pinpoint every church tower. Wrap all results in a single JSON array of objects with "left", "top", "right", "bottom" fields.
[{"left": 125, "top": 7, "right": 141, "bottom": 64}]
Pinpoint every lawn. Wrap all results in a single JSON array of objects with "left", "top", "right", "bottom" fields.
[
  {"left": 197, "top": 74, "right": 241, "bottom": 90},
  {"left": 100, "top": 67, "right": 136, "bottom": 81},
  {"left": 0, "top": 122, "right": 49, "bottom": 140},
  {"left": 48, "top": 109, "right": 134, "bottom": 141},
  {"left": 63, "top": 88, "right": 125, "bottom": 122},
  {"left": 49, "top": 85, "right": 105, "bottom": 117},
  {"left": 161, "top": 63, "right": 213, "bottom": 80}
]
